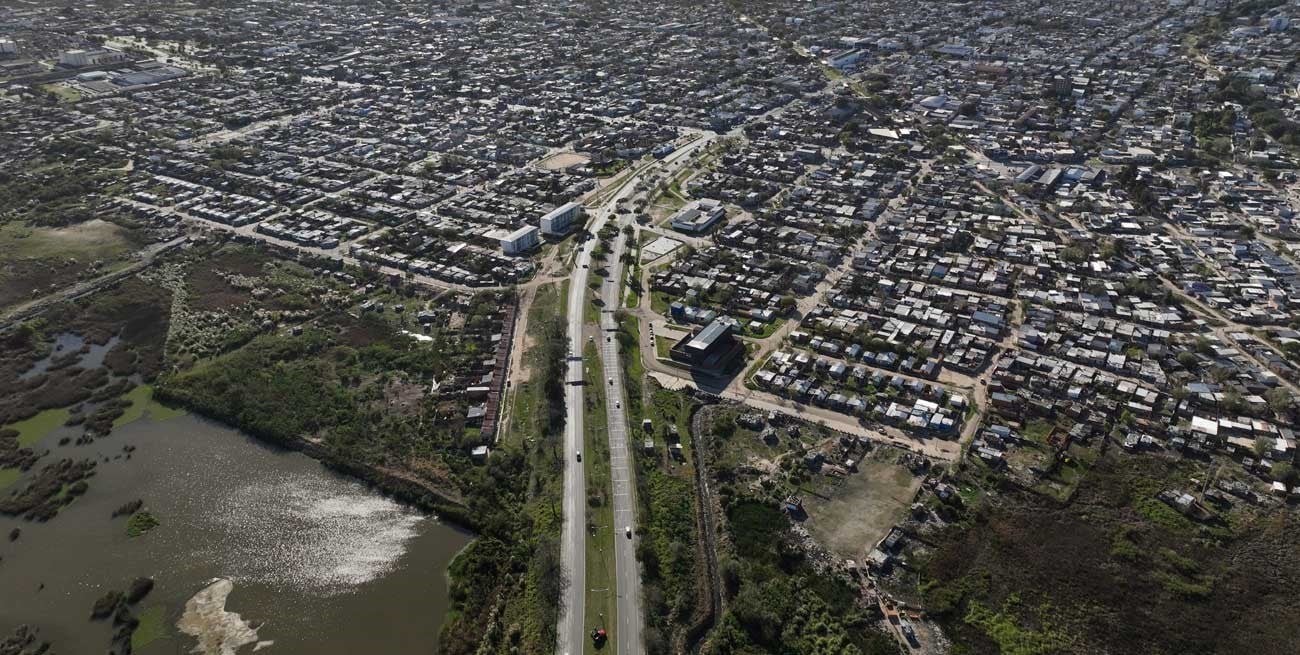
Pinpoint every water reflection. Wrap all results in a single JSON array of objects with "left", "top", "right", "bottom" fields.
[{"left": 0, "top": 413, "right": 471, "bottom": 655}]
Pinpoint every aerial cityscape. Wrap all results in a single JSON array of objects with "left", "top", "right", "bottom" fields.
[{"left": 2, "top": 0, "right": 1300, "bottom": 654}]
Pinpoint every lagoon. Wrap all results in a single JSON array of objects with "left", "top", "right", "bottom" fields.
[{"left": 0, "top": 411, "right": 471, "bottom": 655}]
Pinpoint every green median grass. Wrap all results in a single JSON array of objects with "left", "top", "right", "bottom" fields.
[{"left": 582, "top": 342, "right": 618, "bottom": 655}]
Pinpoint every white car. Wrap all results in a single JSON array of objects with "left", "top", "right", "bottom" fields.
[
  {"left": 576, "top": 451, "right": 582, "bottom": 462},
  {"left": 625, "top": 526, "right": 632, "bottom": 539}
]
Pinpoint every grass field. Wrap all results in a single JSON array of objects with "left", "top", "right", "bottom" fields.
[
  {"left": 501, "top": 281, "right": 566, "bottom": 447},
  {"left": 0, "top": 468, "right": 22, "bottom": 491},
  {"left": 0, "top": 220, "right": 138, "bottom": 308},
  {"left": 745, "top": 318, "right": 785, "bottom": 339},
  {"left": 113, "top": 384, "right": 188, "bottom": 429},
  {"left": 650, "top": 291, "right": 673, "bottom": 315},
  {"left": 655, "top": 336, "right": 677, "bottom": 360},
  {"left": 6, "top": 407, "right": 71, "bottom": 447},
  {"left": 585, "top": 162, "right": 641, "bottom": 207},
  {"left": 616, "top": 313, "right": 645, "bottom": 418},
  {"left": 0, "top": 220, "right": 132, "bottom": 259},
  {"left": 803, "top": 453, "right": 921, "bottom": 559},
  {"left": 582, "top": 342, "right": 618, "bottom": 655},
  {"left": 495, "top": 281, "right": 569, "bottom": 653},
  {"left": 38, "top": 83, "right": 82, "bottom": 103},
  {"left": 649, "top": 196, "right": 687, "bottom": 224}
]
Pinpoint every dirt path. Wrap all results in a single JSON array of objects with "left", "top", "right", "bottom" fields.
[{"left": 684, "top": 404, "right": 726, "bottom": 653}]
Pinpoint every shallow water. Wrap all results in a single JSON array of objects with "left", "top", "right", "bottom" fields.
[
  {"left": 0, "top": 412, "right": 472, "bottom": 655},
  {"left": 17, "top": 332, "right": 120, "bottom": 380}
]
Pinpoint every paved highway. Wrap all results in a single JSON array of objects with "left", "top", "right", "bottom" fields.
[
  {"left": 599, "top": 210, "right": 640, "bottom": 655},
  {"left": 556, "top": 137, "right": 714, "bottom": 655},
  {"left": 557, "top": 215, "right": 591, "bottom": 655},
  {"left": 557, "top": 157, "right": 630, "bottom": 655}
]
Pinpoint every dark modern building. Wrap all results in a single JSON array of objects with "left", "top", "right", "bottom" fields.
[{"left": 669, "top": 319, "right": 745, "bottom": 374}]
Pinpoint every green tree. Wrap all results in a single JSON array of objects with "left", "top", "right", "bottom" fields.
[
  {"left": 1254, "top": 435, "right": 1272, "bottom": 459},
  {"left": 1222, "top": 389, "right": 1244, "bottom": 413},
  {"left": 1060, "top": 245, "right": 1088, "bottom": 263},
  {"left": 1265, "top": 387, "right": 1293, "bottom": 414},
  {"left": 713, "top": 413, "right": 737, "bottom": 439},
  {"left": 1273, "top": 462, "right": 1300, "bottom": 487}
]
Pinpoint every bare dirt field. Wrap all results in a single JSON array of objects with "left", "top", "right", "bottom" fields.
[
  {"left": 0, "top": 219, "right": 137, "bottom": 309},
  {"left": 802, "top": 455, "right": 922, "bottom": 559},
  {"left": 3, "top": 219, "right": 131, "bottom": 259},
  {"left": 537, "top": 152, "right": 590, "bottom": 170}
]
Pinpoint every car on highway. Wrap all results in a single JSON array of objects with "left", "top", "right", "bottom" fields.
[
  {"left": 625, "top": 526, "right": 632, "bottom": 539},
  {"left": 608, "top": 377, "right": 613, "bottom": 385},
  {"left": 615, "top": 401, "right": 621, "bottom": 408}
]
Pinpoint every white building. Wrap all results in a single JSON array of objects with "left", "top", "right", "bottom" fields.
[
  {"left": 540, "top": 201, "right": 582, "bottom": 236},
  {"left": 58, "top": 49, "right": 129, "bottom": 68},
  {"left": 827, "top": 49, "right": 866, "bottom": 71},
  {"left": 499, "top": 225, "right": 540, "bottom": 255},
  {"left": 0, "top": 40, "right": 17, "bottom": 55},
  {"left": 671, "top": 199, "right": 726, "bottom": 234},
  {"left": 934, "top": 43, "right": 975, "bottom": 58}
]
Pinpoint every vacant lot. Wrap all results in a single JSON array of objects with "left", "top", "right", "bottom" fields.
[
  {"left": 804, "top": 454, "right": 921, "bottom": 559},
  {"left": 0, "top": 220, "right": 138, "bottom": 308},
  {"left": 38, "top": 83, "right": 82, "bottom": 103},
  {"left": 1, "top": 219, "right": 131, "bottom": 259},
  {"left": 537, "top": 151, "right": 590, "bottom": 170}
]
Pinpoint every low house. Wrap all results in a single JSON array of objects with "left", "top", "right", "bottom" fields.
[{"left": 470, "top": 445, "right": 490, "bottom": 462}]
